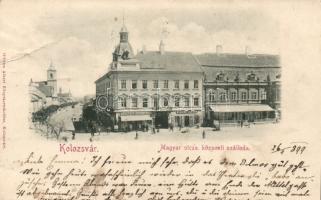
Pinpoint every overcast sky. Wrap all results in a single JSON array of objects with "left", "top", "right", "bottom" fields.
[{"left": 0, "top": 1, "right": 280, "bottom": 97}]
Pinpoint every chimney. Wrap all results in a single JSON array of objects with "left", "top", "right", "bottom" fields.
[
  {"left": 159, "top": 40, "right": 165, "bottom": 55},
  {"left": 216, "top": 45, "right": 223, "bottom": 55},
  {"left": 245, "top": 46, "right": 252, "bottom": 56},
  {"left": 142, "top": 45, "right": 146, "bottom": 54}
]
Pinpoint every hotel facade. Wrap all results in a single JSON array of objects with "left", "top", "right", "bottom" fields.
[
  {"left": 95, "top": 24, "right": 280, "bottom": 130},
  {"left": 95, "top": 25, "right": 203, "bottom": 130}
]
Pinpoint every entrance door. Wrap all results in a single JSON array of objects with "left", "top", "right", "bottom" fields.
[
  {"left": 155, "top": 112, "right": 169, "bottom": 128},
  {"left": 184, "top": 116, "right": 190, "bottom": 127}
]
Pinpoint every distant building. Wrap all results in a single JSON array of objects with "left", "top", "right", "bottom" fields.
[
  {"left": 95, "top": 24, "right": 203, "bottom": 130},
  {"left": 83, "top": 94, "right": 95, "bottom": 104},
  {"left": 57, "top": 88, "right": 73, "bottom": 104},
  {"left": 29, "top": 62, "right": 73, "bottom": 113},
  {"left": 197, "top": 45, "right": 280, "bottom": 125}
]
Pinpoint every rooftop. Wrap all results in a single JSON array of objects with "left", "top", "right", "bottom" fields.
[
  {"left": 37, "top": 84, "right": 53, "bottom": 97},
  {"left": 135, "top": 51, "right": 203, "bottom": 72},
  {"left": 195, "top": 53, "right": 280, "bottom": 68}
]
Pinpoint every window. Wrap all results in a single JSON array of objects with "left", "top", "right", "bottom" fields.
[
  {"left": 194, "top": 80, "right": 198, "bottom": 89},
  {"left": 184, "top": 80, "right": 189, "bottom": 89},
  {"left": 241, "top": 92, "right": 247, "bottom": 100},
  {"left": 153, "top": 80, "right": 159, "bottom": 89},
  {"left": 119, "top": 97, "right": 127, "bottom": 107},
  {"left": 163, "top": 97, "right": 169, "bottom": 107},
  {"left": 261, "top": 91, "right": 267, "bottom": 100},
  {"left": 106, "top": 81, "right": 111, "bottom": 88},
  {"left": 220, "top": 93, "right": 226, "bottom": 102},
  {"left": 209, "top": 90, "right": 215, "bottom": 102},
  {"left": 131, "top": 97, "right": 138, "bottom": 107},
  {"left": 132, "top": 80, "right": 137, "bottom": 89},
  {"left": 174, "top": 96, "right": 180, "bottom": 107},
  {"left": 184, "top": 96, "right": 190, "bottom": 107},
  {"left": 194, "top": 115, "right": 200, "bottom": 124},
  {"left": 142, "top": 80, "right": 148, "bottom": 89},
  {"left": 163, "top": 80, "right": 169, "bottom": 89},
  {"left": 121, "top": 80, "right": 126, "bottom": 89},
  {"left": 142, "top": 98, "right": 148, "bottom": 108},
  {"left": 231, "top": 92, "right": 237, "bottom": 100},
  {"left": 153, "top": 96, "right": 159, "bottom": 108},
  {"left": 194, "top": 97, "right": 199, "bottom": 106},
  {"left": 251, "top": 92, "right": 257, "bottom": 100},
  {"left": 275, "top": 89, "right": 280, "bottom": 101},
  {"left": 174, "top": 80, "right": 179, "bottom": 89}
]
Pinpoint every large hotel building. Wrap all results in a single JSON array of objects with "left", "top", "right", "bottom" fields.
[{"left": 95, "top": 24, "right": 280, "bottom": 130}]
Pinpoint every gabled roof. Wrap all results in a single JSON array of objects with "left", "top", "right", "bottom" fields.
[
  {"left": 195, "top": 53, "right": 280, "bottom": 68},
  {"left": 37, "top": 85, "right": 53, "bottom": 97},
  {"left": 135, "top": 51, "right": 203, "bottom": 72}
]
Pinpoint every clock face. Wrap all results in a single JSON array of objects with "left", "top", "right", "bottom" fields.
[{"left": 97, "top": 95, "right": 108, "bottom": 110}]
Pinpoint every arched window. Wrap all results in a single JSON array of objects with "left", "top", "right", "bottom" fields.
[
  {"left": 174, "top": 96, "right": 180, "bottom": 107},
  {"left": 163, "top": 97, "right": 169, "bottom": 107},
  {"left": 184, "top": 96, "right": 190, "bottom": 107},
  {"left": 142, "top": 97, "right": 148, "bottom": 108},
  {"left": 131, "top": 97, "right": 138, "bottom": 108},
  {"left": 119, "top": 97, "right": 127, "bottom": 108},
  {"left": 153, "top": 96, "right": 159, "bottom": 108}
]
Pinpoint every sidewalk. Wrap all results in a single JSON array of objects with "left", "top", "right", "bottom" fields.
[{"left": 67, "top": 122, "right": 280, "bottom": 142}]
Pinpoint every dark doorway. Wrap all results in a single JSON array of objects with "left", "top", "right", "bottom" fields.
[
  {"left": 155, "top": 112, "right": 169, "bottom": 128},
  {"left": 184, "top": 116, "right": 190, "bottom": 127}
]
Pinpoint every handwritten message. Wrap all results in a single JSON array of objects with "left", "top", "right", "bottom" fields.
[{"left": 15, "top": 142, "right": 313, "bottom": 200}]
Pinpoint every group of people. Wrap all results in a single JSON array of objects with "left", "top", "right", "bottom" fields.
[{"left": 238, "top": 119, "right": 251, "bottom": 128}]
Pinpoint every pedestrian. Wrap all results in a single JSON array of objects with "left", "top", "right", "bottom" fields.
[
  {"left": 135, "top": 131, "right": 138, "bottom": 140},
  {"left": 240, "top": 120, "right": 243, "bottom": 128},
  {"left": 97, "top": 122, "right": 101, "bottom": 135},
  {"left": 170, "top": 123, "right": 174, "bottom": 132},
  {"left": 202, "top": 130, "right": 206, "bottom": 139},
  {"left": 72, "top": 131, "right": 75, "bottom": 140},
  {"left": 88, "top": 120, "right": 95, "bottom": 139}
]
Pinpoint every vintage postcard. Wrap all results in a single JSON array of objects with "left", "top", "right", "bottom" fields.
[{"left": 0, "top": 0, "right": 320, "bottom": 200}]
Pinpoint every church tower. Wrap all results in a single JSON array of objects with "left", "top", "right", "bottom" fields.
[
  {"left": 47, "top": 61, "right": 57, "bottom": 97},
  {"left": 112, "top": 19, "right": 134, "bottom": 62}
]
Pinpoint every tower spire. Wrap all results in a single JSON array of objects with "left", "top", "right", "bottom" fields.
[
  {"left": 119, "top": 13, "right": 128, "bottom": 42},
  {"left": 48, "top": 59, "right": 55, "bottom": 70}
]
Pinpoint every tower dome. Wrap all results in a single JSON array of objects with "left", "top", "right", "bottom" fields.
[{"left": 112, "top": 24, "right": 134, "bottom": 61}]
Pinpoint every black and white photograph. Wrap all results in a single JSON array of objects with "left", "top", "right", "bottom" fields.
[
  {"left": 23, "top": 2, "right": 282, "bottom": 141},
  {"left": 1, "top": 1, "right": 321, "bottom": 200}
]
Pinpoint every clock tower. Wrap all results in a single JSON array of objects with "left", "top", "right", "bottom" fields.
[{"left": 47, "top": 61, "right": 57, "bottom": 97}]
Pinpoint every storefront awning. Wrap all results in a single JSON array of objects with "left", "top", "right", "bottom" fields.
[
  {"left": 121, "top": 115, "right": 152, "bottom": 122},
  {"left": 210, "top": 104, "right": 274, "bottom": 113}
]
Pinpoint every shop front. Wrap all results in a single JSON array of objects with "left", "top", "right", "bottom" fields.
[
  {"left": 209, "top": 104, "right": 275, "bottom": 124},
  {"left": 117, "top": 112, "right": 152, "bottom": 132},
  {"left": 169, "top": 110, "right": 202, "bottom": 128}
]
